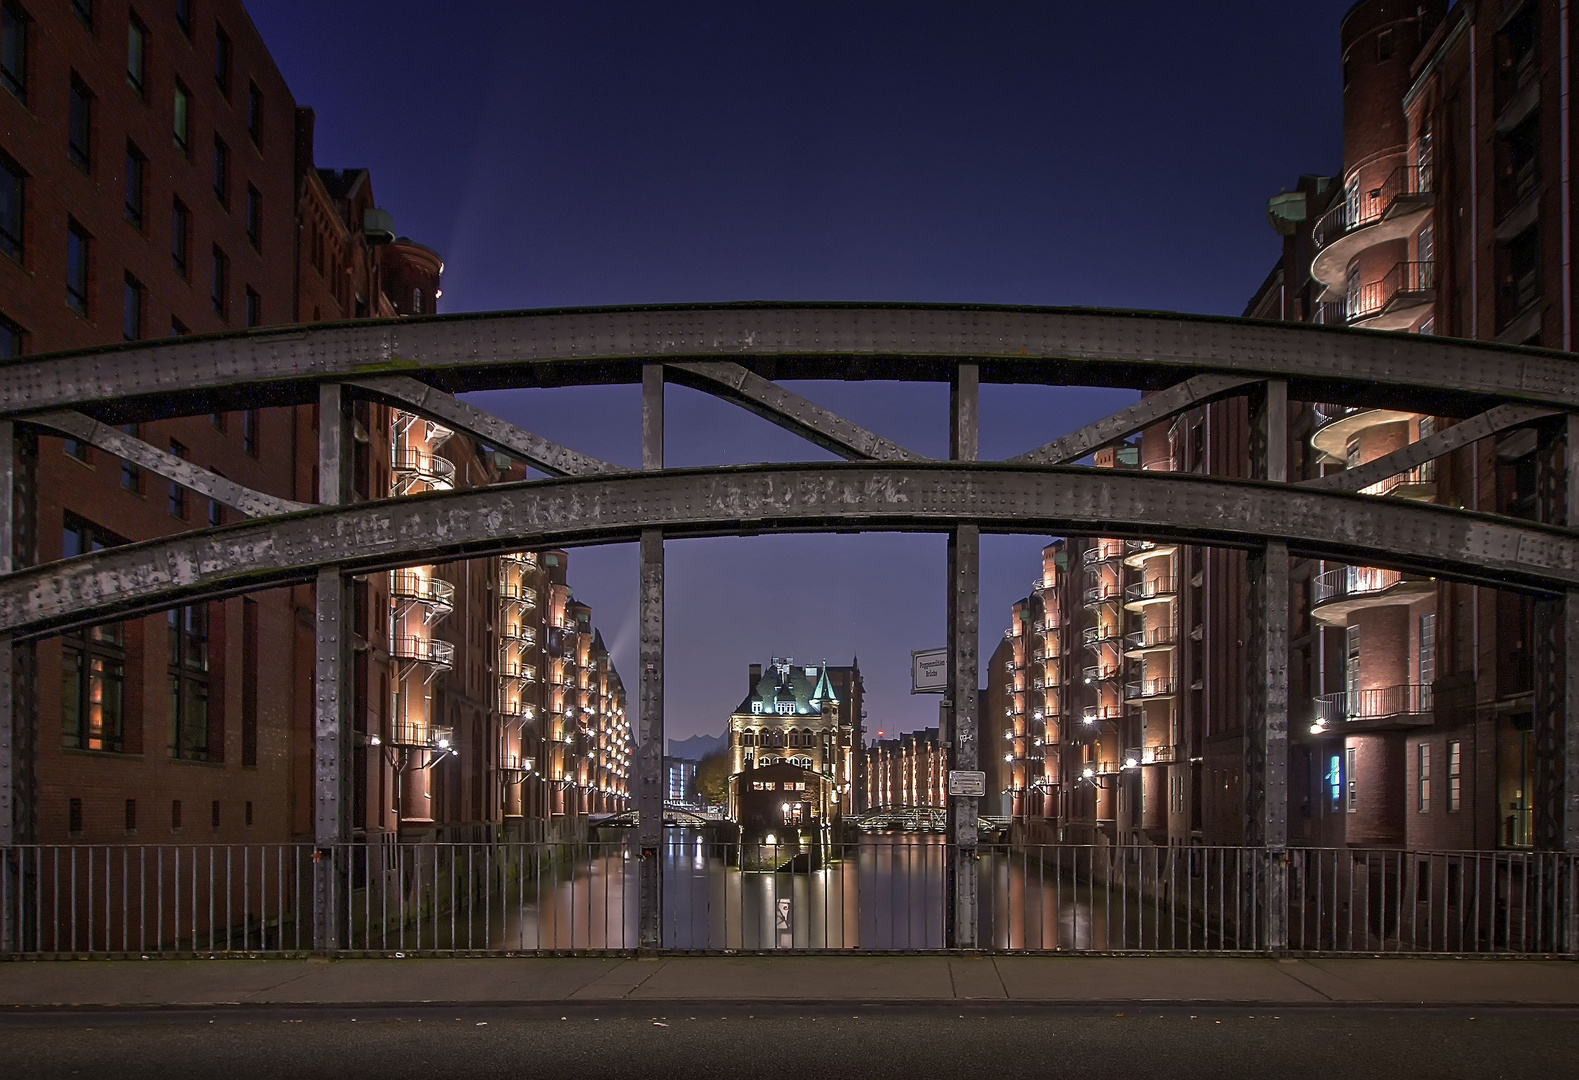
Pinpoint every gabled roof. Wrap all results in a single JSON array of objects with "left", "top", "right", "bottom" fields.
[{"left": 733, "top": 657, "right": 839, "bottom": 717}]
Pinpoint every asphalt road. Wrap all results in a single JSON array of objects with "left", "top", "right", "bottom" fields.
[{"left": 3, "top": 1007, "right": 1577, "bottom": 1079}]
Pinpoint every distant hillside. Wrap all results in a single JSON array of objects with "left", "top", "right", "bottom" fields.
[{"left": 668, "top": 733, "right": 726, "bottom": 761}]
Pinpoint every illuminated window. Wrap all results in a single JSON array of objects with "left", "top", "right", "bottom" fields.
[
  {"left": 60, "top": 517, "right": 126, "bottom": 752},
  {"left": 168, "top": 604, "right": 210, "bottom": 760},
  {"left": 1345, "top": 746, "right": 1358, "bottom": 813},
  {"left": 750, "top": 701, "right": 762, "bottom": 715},
  {"left": 1417, "top": 742, "right": 1431, "bottom": 813},
  {"left": 1447, "top": 740, "right": 1461, "bottom": 813}
]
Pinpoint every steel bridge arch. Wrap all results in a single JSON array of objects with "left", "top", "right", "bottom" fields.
[{"left": 1, "top": 303, "right": 1577, "bottom": 955}]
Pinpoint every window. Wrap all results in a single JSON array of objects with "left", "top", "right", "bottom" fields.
[
  {"left": 173, "top": 80, "right": 190, "bottom": 154},
  {"left": 245, "top": 184, "right": 261, "bottom": 249},
  {"left": 412, "top": 287, "right": 423, "bottom": 314},
  {"left": 1419, "top": 612, "right": 1436, "bottom": 686},
  {"left": 68, "top": 75, "right": 92, "bottom": 171},
  {"left": 0, "top": 312, "right": 21, "bottom": 358},
  {"left": 210, "top": 411, "right": 225, "bottom": 431},
  {"left": 66, "top": 220, "right": 90, "bottom": 315},
  {"left": 244, "top": 286, "right": 259, "bottom": 327},
  {"left": 213, "top": 25, "right": 230, "bottom": 96},
  {"left": 1417, "top": 225, "right": 1434, "bottom": 267},
  {"left": 174, "top": 0, "right": 189, "bottom": 36},
  {"left": 61, "top": 517, "right": 126, "bottom": 753},
  {"left": 242, "top": 408, "right": 257, "bottom": 455},
  {"left": 247, "top": 82, "right": 262, "bottom": 145},
  {"left": 126, "top": 14, "right": 146, "bottom": 96},
  {"left": 776, "top": 701, "right": 794, "bottom": 715},
  {"left": 210, "top": 799, "right": 220, "bottom": 829},
  {"left": 207, "top": 494, "right": 221, "bottom": 528},
  {"left": 1417, "top": 743, "right": 1431, "bottom": 812},
  {"left": 244, "top": 800, "right": 252, "bottom": 826},
  {"left": 62, "top": 434, "right": 87, "bottom": 462},
  {"left": 0, "top": 149, "right": 21, "bottom": 261},
  {"left": 124, "top": 798, "right": 136, "bottom": 834},
  {"left": 1345, "top": 746, "right": 1357, "bottom": 813},
  {"left": 123, "top": 142, "right": 145, "bottom": 226},
  {"left": 1447, "top": 740, "right": 1461, "bottom": 813},
  {"left": 171, "top": 198, "right": 189, "bottom": 276},
  {"left": 71, "top": 0, "right": 91, "bottom": 29},
  {"left": 2, "top": 2, "right": 26, "bottom": 101},
  {"left": 210, "top": 245, "right": 227, "bottom": 316},
  {"left": 167, "top": 439, "right": 186, "bottom": 517},
  {"left": 169, "top": 604, "right": 210, "bottom": 761},
  {"left": 212, "top": 135, "right": 228, "bottom": 205},
  {"left": 120, "top": 423, "right": 140, "bottom": 492},
  {"left": 1345, "top": 624, "right": 1361, "bottom": 715},
  {"left": 122, "top": 274, "right": 141, "bottom": 340},
  {"left": 171, "top": 799, "right": 181, "bottom": 831},
  {"left": 69, "top": 798, "right": 82, "bottom": 834},
  {"left": 750, "top": 701, "right": 762, "bottom": 715}
]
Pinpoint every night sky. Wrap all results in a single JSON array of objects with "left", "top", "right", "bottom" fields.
[{"left": 247, "top": 1, "right": 1356, "bottom": 743}]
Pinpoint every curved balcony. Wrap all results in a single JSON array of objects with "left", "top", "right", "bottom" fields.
[
  {"left": 1340, "top": 261, "right": 1437, "bottom": 332},
  {"left": 1121, "top": 744, "right": 1177, "bottom": 767},
  {"left": 391, "top": 448, "right": 456, "bottom": 493},
  {"left": 1358, "top": 459, "right": 1437, "bottom": 501},
  {"left": 500, "top": 622, "right": 538, "bottom": 648},
  {"left": 501, "top": 550, "right": 539, "bottom": 570},
  {"left": 499, "top": 580, "right": 538, "bottom": 608},
  {"left": 1124, "top": 624, "right": 1178, "bottom": 657},
  {"left": 499, "top": 660, "right": 537, "bottom": 684},
  {"left": 1081, "top": 544, "right": 1124, "bottom": 568},
  {"left": 391, "top": 719, "right": 454, "bottom": 751},
  {"left": 1081, "top": 623, "right": 1122, "bottom": 649},
  {"left": 1081, "top": 663, "right": 1120, "bottom": 686},
  {"left": 1123, "top": 577, "right": 1176, "bottom": 610},
  {"left": 1080, "top": 704, "right": 1124, "bottom": 725},
  {"left": 391, "top": 635, "right": 454, "bottom": 669},
  {"left": 1123, "top": 539, "right": 1177, "bottom": 568},
  {"left": 1311, "top": 567, "right": 1434, "bottom": 624},
  {"left": 1082, "top": 583, "right": 1121, "bottom": 608},
  {"left": 1124, "top": 678, "right": 1176, "bottom": 702},
  {"left": 1310, "top": 404, "right": 1419, "bottom": 464},
  {"left": 1311, "top": 165, "right": 1434, "bottom": 291},
  {"left": 499, "top": 698, "right": 536, "bottom": 722},
  {"left": 390, "top": 569, "right": 455, "bottom": 617},
  {"left": 1312, "top": 684, "right": 1434, "bottom": 730}
]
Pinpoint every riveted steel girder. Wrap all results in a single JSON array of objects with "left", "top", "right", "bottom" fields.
[
  {"left": 349, "top": 376, "right": 626, "bottom": 477},
  {"left": 2, "top": 463, "right": 1575, "bottom": 641},
  {"left": 25, "top": 411, "right": 308, "bottom": 516},
  {"left": 5, "top": 305, "right": 1578, "bottom": 422},
  {"left": 1010, "top": 374, "right": 1256, "bottom": 465},
  {"left": 666, "top": 361, "right": 926, "bottom": 462}
]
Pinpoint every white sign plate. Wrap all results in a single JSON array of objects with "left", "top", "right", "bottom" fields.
[
  {"left": 947, "top": 770, "right": 986, "bottom": 798},
  {"left": 911, "top": 648, "right": 947, "bottom": 694}
]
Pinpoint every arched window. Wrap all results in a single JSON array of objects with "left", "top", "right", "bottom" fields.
[{"left": 741, "top": 730, "right": 756, "bottom": 747}]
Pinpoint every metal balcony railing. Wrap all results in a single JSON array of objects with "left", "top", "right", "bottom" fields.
[
  {"left": 1313, "top": 566, "right": 1405, "bottom": 606},
  {"left": 501, "top": 550, "right": 539, "bottom": 570},
  {"left": 1081, "top": 545, "right": 1122, "bottom": 568},
  {"left": 1358, "top": 459, "right": 1436, "bottom": 497},
  {"left": 1124, "top": 625, "right": 1178, "bottom": 650},
  {"left": 1346, "top": 261, "right": 1435, "bottom": 323},
  {"left": 390, "top": 569, "right": 455, "bottom": 611},
  {"left": 391, "top": 635, "right": 454, "bottom": 668},
  {"left": 1081, "top": 664, "right": 1119, "bottom": 684},
  {"left": 1124, "top": 678, "right": 1175, "bottom": 701},
  {"left": 499, "top": 699, "right": 536, "bottom": 721},
  {"left": 1312, "top": 402, "right": 1362, "bottom": 428},
  {"left": 1313, "top": 165, "right": 1434, "bottom": 250},
  {"left": 498, "top": 580, "right": 538, "bottom": 607},
  {"left": 499, "top": 660, "right": 537, "bottom": 683},
  {"left": 1124, "top": 577, "right": 1176, "bottom": 604},
  {"left": 1313, "top": 684, "right": 1434, "bottom": 724},
  {"left": 500, "top": 623, "right": 538, "bottom": 647},
  {"left": 1082, "top": 624, "right": 1120, "bottom": 648},
  {"left": 391, "top": 448, "right": 456, "bottom": 490},
  {"left": 1080, "top": 704, "right": 1124, "bottom": 724},
  {"left": 1083, "top": 584, "right": 1120, "bottom": 606}
]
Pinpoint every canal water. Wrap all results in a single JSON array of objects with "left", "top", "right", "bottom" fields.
[{"left": 402, "top": 831, "right": 1222, "bottom": 953}]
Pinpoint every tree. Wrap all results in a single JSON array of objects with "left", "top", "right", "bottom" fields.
[{"left": 695, "top": 748, "right": 732, "bottom": 808}]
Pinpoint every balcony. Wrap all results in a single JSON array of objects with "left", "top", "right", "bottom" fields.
[
  {"left": 499, "top": 698, "right": 536, "bottom": 722},
  {"left": 1121, "top": 744, "right": 1177, "bottom": 767},
  {"left": 1081, "top": 544, "right": 1123, "bottom": 568},
  {"left": 500, "top": 622, "right": 538, "bottom": 647},
  {"left": 1081, "top": 623, "right": 1121, "bottom": 649},
  {"left": 390, "top": 569, "right": 455, "bottom": 617},
  {"left": 1358, "top": 459, "right": 1436, "bottom": 500},
  {"left": 501, "top": 551, "right": 539, "bottom": 570},
  {"left": 499, "top": 579, "right": 538, "bottom": 608},
  {"left": 1310, "top": 405, "right": 1418, "bottom": 464},
  {"left": 1123, "top": 577, "right": 1176, "bottom": 610},
  {"left": 1081, "top": 664, "right": 1120, "bottom": 685},
  {"left": 391, "top": 448, "right": 456, "bottom": 493},
  {"left": 1124, "top": 678, "right": 1176, "bottom": 702},
  {"left": 1311, "top": 566, "right": 1433, "bottom": 624},
  {"left": 1348, "top": 261, "right": 1437, "bottom": 332},
  {"left": 499, "top": 660, "right": 537, "bottom": 683},
  {"left": 1080, "top": 704, "right": 1124, "bottom": 725},
  {"left": 391, "top": 635, "right": 454, "bottom": 669},
  {"left": 1311, "top": 165, "right": 1434, "bottom": 290},
  {"left": 1123, "top": 624, "right": 1178, "bottom": 657},
  {"left": 1312, "top": 684, "right": 1434, "bottom": 730},
  {"left": 1123, "top": 539, "right": 1177, "bottom": 568},
  {"left": 1083, "top": 584, "right": 1121, "bottom": 608}
]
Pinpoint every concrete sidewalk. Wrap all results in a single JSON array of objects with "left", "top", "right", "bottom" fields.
[{"left": 2, "top": 956, "right": 1578, "bottom": 1011}]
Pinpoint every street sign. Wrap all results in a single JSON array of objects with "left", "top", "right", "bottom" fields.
[
  {"left": 947, "top": 770, "right": 986, "bottom": 797},
  {"left": 911, "top": 648, "right": 947, "bottom": 693}
]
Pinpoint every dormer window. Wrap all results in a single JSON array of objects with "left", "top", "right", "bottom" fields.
[
  {"left": 750, "top": 701, "right": 763, "bottom": 714},
  {"left": 776, "top": 701, "right": 794, "bottom": 715}
]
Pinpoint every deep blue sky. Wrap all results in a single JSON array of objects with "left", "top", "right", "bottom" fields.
[{"left": 247, "top": 1, "right": 1355, "bottom": 743}]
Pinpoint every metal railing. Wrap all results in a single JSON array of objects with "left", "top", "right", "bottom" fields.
[
  {"left": 390, "top": 570, "right": 455, "bottom": 611},
  {"left": 498, "top": 580, "right": 538, "bottom": 607},
  {"left": 1083, "top": 584, "right": 1120, "bottom": 606},
  {"left": 391, "top": 635, "right": 455, "bottom": 668},
  {"left": 1125, "top": 625, "right": 1178, "bottom": 650},
  {"left": 1313, "top": 165, "right": 1434, "bottom": 249},
  {"left": 1347, "top": 260, "right": 1435, "bottom": 322},
  {"left": 1082, "top": 624, "right": 1120, "bottom": 648},
  {"left": 1358, "top": 459, "right": 1436, "bottom": 497},
  {"left": 1082, "top": 545, "right": 1123, "bottom": 567},
  {"left": 390, "top": 448, "right": 457, "bottom": 490},
  {"left": 500, "top": 623, "right": 538, "bottom": 647},
  {"left": 1313, "top": 566, "right": 1405, "bottom": 605},
  {"left": 1314, "top": 683, "right": 1434, "bottom": 724},
  {"left": 1124, "top": 577, "right": 1175, "bottom": 604},
  {"left": 1124, "top": 678, "right": 1175, "bottom": 701},
  {"left": 5, "top": 839, "right": 1568, "bottom": 956}
]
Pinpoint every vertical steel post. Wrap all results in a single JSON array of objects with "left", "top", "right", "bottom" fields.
[
  {"left": 313, "top": 385, "right": 353, "bottom": 950},
  {"left": 0, "top": 421, "right": 12, "bottom": 953},
  {"left": 638, "top": 364, "right": 665, "bottom": 952},
  {"left": 946, "top": 364, "right": 980, "bottom": 949},
  {"left": 1247, "top": 379, "right": 1289, "bottom": 952}
]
